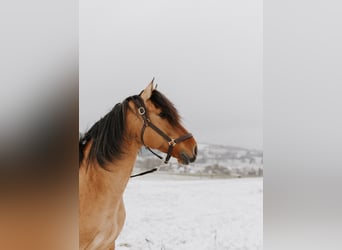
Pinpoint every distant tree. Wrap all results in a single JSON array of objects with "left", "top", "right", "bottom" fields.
[
  {"left": 203, "top": 164, "right": 231, "bottom": 176},
  {"left": 258, "top": 168, "right": 263, "bottom": 176},
  {"left": 249, "top": 157, "right": 256, "bottom": 164},
  {"left": 247, "top": 168, "right": 257, "bottom": 176}
]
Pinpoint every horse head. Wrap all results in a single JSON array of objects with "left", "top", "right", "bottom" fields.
[{"left": 126, "top": 79, "right": 197, "bottom": 165}]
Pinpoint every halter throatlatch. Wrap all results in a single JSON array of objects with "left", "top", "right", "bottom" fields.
[{"left": 131, "top": 95, "right": 193, "bottom": 164}]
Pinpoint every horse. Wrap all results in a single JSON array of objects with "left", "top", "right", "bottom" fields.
[{"left": 79, "top": 80, "right": 197, "bottom": 250}]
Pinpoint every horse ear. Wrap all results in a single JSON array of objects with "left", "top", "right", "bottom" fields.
[{"left": 140, "top": 78, "right": 155, "bottom": 101}]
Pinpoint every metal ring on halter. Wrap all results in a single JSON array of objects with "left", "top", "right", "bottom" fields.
[
  {"left": 168, "top": 139, "right": 176, "bottom": 147},
  {"left": 138, "top": 107, "right": 145, "bottom": 115}
]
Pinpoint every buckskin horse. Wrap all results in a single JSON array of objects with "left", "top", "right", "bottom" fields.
[{"left": 79, "top": 80, "right": 197, "bottom": 250}]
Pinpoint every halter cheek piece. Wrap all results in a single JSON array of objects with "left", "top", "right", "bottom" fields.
[{"left": 131, "top": 95, "right": 193, "bottom": 164}]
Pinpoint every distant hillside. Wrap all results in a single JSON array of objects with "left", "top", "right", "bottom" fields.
[{"left": 133, "top": 144, "right": 263, "bottom": 178}]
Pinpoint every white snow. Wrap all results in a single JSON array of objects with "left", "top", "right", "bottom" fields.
[{"left": 116, "top": 176, "right": 263, "bottom": 250}]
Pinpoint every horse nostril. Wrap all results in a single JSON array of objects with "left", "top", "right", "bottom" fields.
[
  {"left": 188, "top": 145, "right": 197, "bottom": 163},
  {"left": 193, "top": 145, "right": 198, "bottom": 156}
]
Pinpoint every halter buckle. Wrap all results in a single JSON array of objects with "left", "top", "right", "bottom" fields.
[
  {"left": 138, "top": 107, "right": 145, "bottom": 115},
  {"left": 168, "top": 139, "right": 176, "bottom": 147}
]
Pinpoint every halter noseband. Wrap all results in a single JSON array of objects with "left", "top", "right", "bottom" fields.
[{"left": 131, "top": 95, "right": 193, "bottom": 164}]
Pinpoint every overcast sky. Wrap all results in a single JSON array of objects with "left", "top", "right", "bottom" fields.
[{"left": 80, "top": 0, "right": 262, "bottom": 150}]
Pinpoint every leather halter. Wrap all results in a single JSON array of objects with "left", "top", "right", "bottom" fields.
[{"left": 130, "top": 95, "right": 193, "bottom": 164}]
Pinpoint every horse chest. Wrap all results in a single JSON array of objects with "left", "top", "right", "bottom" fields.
[{"left": 80, "top": 199, "right": 126, "bottom": 250}]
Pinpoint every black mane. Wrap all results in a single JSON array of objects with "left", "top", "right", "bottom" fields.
[
  {"left": 79, "top": 90, "right": 180, "bottom": 168},
  {"left": 79, "top": 100, "right": 129, "bottom": 168}
]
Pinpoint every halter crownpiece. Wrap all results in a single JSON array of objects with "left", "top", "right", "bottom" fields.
[{"left": 130, "top": 95, "right": 193, "bottom": 164}]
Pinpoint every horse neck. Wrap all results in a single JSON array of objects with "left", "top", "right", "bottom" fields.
[{"left": 79, "top": 140, "right": 141, "bottom": 198}]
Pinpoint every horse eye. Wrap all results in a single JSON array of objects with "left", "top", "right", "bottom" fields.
[{"left": 158, "top": 112, "right": 167, "bottom": 118}]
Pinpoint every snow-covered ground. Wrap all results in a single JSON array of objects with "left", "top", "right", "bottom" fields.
[{"left": 116, "top": 176, "right": 263, "bottom": 250}]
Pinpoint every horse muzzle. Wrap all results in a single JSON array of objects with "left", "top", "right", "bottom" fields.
[{"left": 179, "top": 145, "right": 197, "bottom": 165}]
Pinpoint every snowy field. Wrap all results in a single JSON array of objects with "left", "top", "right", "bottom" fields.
[{"left": 116, "top": 175, "right": 263, "bottom": 250}]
